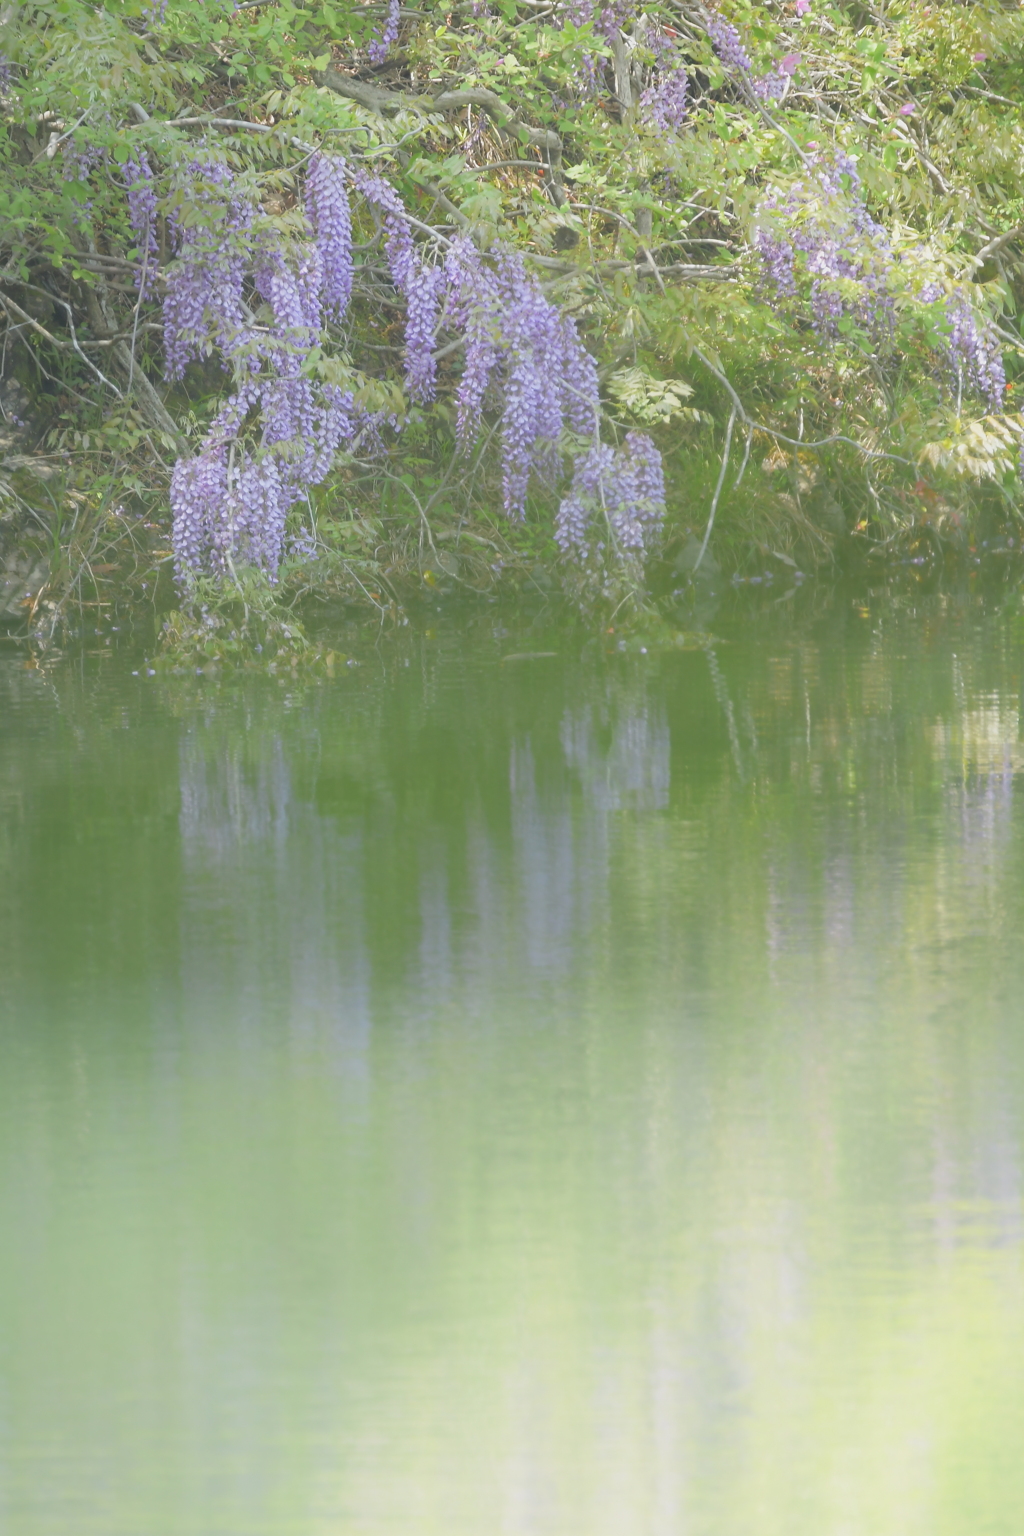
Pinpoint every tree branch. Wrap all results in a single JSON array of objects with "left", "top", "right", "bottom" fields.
[
  {"left": 319, "top": 70, "right": 564, "bottom": 205},
  {"left": 975, "top": 227, "right": 1023, "bottom": 265},
  {"left": 0, "top": 292, "right": 124, "bottom": 398}
]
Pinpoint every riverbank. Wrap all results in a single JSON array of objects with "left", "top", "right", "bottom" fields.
[
  {"left": 3, "top": 448, "right": 1023, "bottom": 665},
  {"left": 4, "top": 493, "right": 1024, "bottom": 682}
]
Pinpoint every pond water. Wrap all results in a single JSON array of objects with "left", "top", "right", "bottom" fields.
[{"left": 2, "top": 584, "right": 1024, "bottom": 1535}]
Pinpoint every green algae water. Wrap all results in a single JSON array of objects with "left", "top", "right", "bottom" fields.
[{"left": 3, "top": 587, "right": 1024, "bottom": 1535}]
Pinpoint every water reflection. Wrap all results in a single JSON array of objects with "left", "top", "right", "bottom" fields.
[{"left": 2, "top": 593, "right": 1024, "bottom": 1534}]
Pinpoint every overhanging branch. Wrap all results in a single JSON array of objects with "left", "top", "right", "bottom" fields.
[{"left": 319, "top": 69, "right": 564, "bottom": 205}]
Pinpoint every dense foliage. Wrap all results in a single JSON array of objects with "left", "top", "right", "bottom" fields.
[{"left": 3, "top": 0, "right": 1024, "bottom": 626}]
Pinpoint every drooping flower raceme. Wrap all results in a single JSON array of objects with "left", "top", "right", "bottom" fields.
[
  {"left": 705, "top": 13, "right": 753, "bottom": 73},
  {"left": 640, "top": 53, "right": 689, "bottom": 134},
  {"left": 352, "top": 168, "right": 444, "bottom": 402},
  {"left": 443, "top": 236, "right": 604, "bottom": 517},
  {"left": 367, "top": 0, "right": 400, "bottom": 64},
  {"left": 163, "top": 159, "right": 253, "bottom": 380},
  {"left": 441, "top": 235, "right": 664, "bottom": 553},
  {"left": 305, "top": 152, "right": 353, "bottom": 320},
  {"left": 945, "top": 290, "right": 1005, "bottom": 411},
  {"left": 125, "top": 153, "right": 159, "bottom": 297},
  {"left": 166, "top": 152, "right": 666, "bottom": 582},
  {"left": 556, "top": 431, "right": 665, "bottom": 557},
  {"left": 171, "top": 380, "right": 358, "bottom": 578},
  {"left": 705, "top": 12, "right": 789, "bottom": 102},
  {"left": 755, "top": 152, "right": 1007, "bottom": 412},
  {"left": 168, "top": 157, "right": 366, "bottom": 578},
  {"left": 755, "top": 153, "right": 894, "bottom": 341}
]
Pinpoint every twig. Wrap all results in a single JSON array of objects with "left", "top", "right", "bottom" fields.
[
  {"left": 0, "top": 293, "right": 124, "bottom": 397},
  {"left": 975, "top": 227, "right": 1024, "bottom": 265},
  {"left": 733, "top": 423, "right": 754, "bottom": 488},
  {"left": 688, "top": 343, "right": 914, "bottom": 465},
  {"left": 694, "top": 404, "right": 735, "bottom": 572}
]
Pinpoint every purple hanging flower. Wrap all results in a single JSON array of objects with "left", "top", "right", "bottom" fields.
[
  {"left": 125, "top": 153, "right": 159, "bottom": 297},
  {"left": 367, "top": 0, "right": 400, "bottom": 64},
  {"left": 353, "top": 168, "right": 442, "bottom": 400},
  {"left": 163, "top": 159, "right": 253, "bottom": 379},
  {"left": 640, "top": 59, "right": 689, "bottom": 134},
  {"left": 945, "top": 290, "right": 1005, "bottom": 411},
  {"left": 305, "top": 153, "right": 353, "bottom": 321},
  {"left": 556, "top": 433, "right": 666, "bottom": 557},
  {"left": 705, "top": 14, "right": 753, "bottom": 74}
]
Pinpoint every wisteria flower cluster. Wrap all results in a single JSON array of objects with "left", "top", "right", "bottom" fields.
[
  {"left": 168, "top": 156, "right": 363, "bottom": 578},
  {"left": 755, "top": 152, "right": 1006, "bottom": 411},
  {"left": 556, "top": 0, "right": 613, "bottom": 99},
  {"left": 945, "top": 291, "right": 1005, "bottom": 412},
  {"left": 443, "top": 236, "right": 606, "bottom": 517},
  {"left": 556, "top": 431, "right": 665, "bottom": 558},
  {"left": 705, "top": 12, "right": 789, "bottom": 102},
  {"left": 305, "top": 151, "right": 353, "bottom": 319},
  {"left": 755, "top": 152, "right": 895, "bottom": 341},
  {"left": 352, "top": 168, "right": 444, "bottom": 403},
  {"left": 61, "top": 134, "right": 104, "bottom": 183},
  {"left": 164, "top": 151, "right": 666, "bottom": 582},
  {"left": 162, "top": 158, "right": 254, "bottom": 380},
  {"left": 704, "top": 13, "right": 752, "bottom": 73},
  {"left": 367, "top": 0, "right": 400, "bottom": 63},
  {"left": 640, "top": 52, "right": 689, "bottom": 135},
  {"left": 125, "top": 153, "right": 159, "bottom": 297}
]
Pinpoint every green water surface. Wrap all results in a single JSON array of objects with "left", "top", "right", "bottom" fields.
[{"left": 2, "top": 588, "right": 1024, "bottom": 1534}]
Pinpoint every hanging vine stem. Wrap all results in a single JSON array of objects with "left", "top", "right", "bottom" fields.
[
  {"left": 688, "top": 343, "right": 915, "bottom": 465},
  {"left": 693, "top": 403, "right": 736, "bottom": 573}
]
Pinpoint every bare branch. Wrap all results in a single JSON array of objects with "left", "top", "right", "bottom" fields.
[
  {"left": 694, "top": 403, "right": 736, "bottom": 571},
  {"left": 0, "top": 291, "right": 124, "bottom": 396},
  {"left": 319, "top": 70, "right": 565, "bottom": 204}
]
